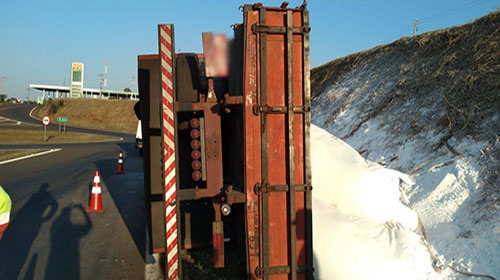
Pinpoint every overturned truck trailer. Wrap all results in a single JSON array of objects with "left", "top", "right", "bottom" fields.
[{"left": 138, "top": 2, "right": 312, "bottom": 279}]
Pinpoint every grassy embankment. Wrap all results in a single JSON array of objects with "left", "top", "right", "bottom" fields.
[
  {"left": 0, "top": 102, "right": 17, "bottom": 108},
  {"left": 311, "top": 10, "right": 500, "bottom": 140},
  {"left": 34, "top": 98, "right": 138, "bottom": 134},
  {"left": 311, "top": 11, "right": 499, "bottom": 209},
  {"left": 0, "top": 150, "right": 46, "bottom": 162}
]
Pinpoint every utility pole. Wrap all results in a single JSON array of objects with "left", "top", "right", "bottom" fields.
[
  {"left": 0, "top": 76, "right": 6, "bottom": 96},
  {"left": 413, "top": 18, "right": 418, "bottom": 36},
  {"left": 104, "top": 59, "right": 108, "bottom": 90},
  {"left": 99, "top": 73, "right": 104, "bottom": 99},
  {"left": 131, "top": 74, "right": 135, "bottom": 91},
  {"left": 26, "top": 87, "right": 30, "bottom": 102}
]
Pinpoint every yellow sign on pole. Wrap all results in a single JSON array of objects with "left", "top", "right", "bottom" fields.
[{"left": 70, "top": 62, "right": 84, "bottom": 98}]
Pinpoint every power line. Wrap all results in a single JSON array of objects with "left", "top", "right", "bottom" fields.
[
  {"left": 420, "top": 0, "right": 493, "bottom": 22},
  {"left": 391, "top": 0, "right": 495, "bottom": 40}
]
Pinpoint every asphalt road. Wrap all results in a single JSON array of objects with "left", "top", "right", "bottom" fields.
[{"left": 0, "top": 105, "right": 153, "bottom": 279}]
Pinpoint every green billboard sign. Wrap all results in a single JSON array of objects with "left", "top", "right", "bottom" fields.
[{"left": 57, "top": 117, "right": 68, "bottom": 122}]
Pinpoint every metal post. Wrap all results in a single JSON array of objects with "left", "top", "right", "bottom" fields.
[
  {"left": 302, "top": 6, "right": 314, "bottom": 279},
  {"left": 59, "top": 121, "right": 61, "bottom": 133},
  {"left": 44, "top": 126, "right": 46, "bottom": 142},
  {"left": 258, "top": 8, "right": 270, "bottom": 280},
  {"left": 413, "top": 18, "right": 418, "bottom": 36},
  {"left": 64, "top": 122, "right": 66, "bottom": 133}
]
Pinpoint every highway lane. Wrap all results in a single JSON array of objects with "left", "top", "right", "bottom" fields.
[{"left": 0, "top": 106, "right": 151, "bottom": 279}]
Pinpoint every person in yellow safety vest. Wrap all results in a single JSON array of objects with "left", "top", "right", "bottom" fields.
[{"left": 0, "top": 185, "right": 11, "bottom": 240}]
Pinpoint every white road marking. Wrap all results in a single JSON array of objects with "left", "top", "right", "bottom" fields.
[
  {"left": 0, "top": 116, "right": 21, "bottom": 126},
  {"left": 29, "top": 106, "right": 37, "bottom": 119},
  {"left": 0, "top": 113, "right": 38, "bottom": 127},
  {"left": 0, "top": 149, "right": 62, "bottom": 166}
]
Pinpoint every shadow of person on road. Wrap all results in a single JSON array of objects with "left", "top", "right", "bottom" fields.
[
  {"left": 0, "top": 183, "right": 58, "bottom": 280},
  {"left": 45, "top": 204, "right": 92, "bottom": 280}
]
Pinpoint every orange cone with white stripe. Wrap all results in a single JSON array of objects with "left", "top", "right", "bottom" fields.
[
  {"left": 87, "top": 171, "right": 104, "bottom": 213},
  {"left": 115, "top": 151, "right": 125, "bottom": 174}
]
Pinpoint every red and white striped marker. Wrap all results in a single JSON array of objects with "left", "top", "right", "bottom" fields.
[{"left": 159, "top": 23, "right": 178, "bottom": 280}]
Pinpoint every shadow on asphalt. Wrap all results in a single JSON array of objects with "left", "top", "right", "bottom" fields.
[
  {"left": 95, "top": 142, "right": 148, "bottom": 263},
  {"left": 45, "top": 204, "right": 92, "bottom": 279},
  {"left": 0, "top": 183, "right": 58, "bottom": 280}
]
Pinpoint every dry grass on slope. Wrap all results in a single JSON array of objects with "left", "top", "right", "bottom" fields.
[
  {"left": 310, "top": 10, "right": 500, "bottom": 212},
  {"left": 35, "top": 98, "right": 138, "bottom": 134},
  {"left": 311, "top": 10, "right": 500, "bottom": 139}
]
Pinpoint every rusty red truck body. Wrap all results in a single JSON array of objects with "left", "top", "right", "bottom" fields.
[{"left": 138, "top": 2, "right": 312, "bottom": 279}]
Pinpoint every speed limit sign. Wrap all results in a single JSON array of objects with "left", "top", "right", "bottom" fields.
[{"left": 42, "top": 115, "right": 51, "bottom": 126}]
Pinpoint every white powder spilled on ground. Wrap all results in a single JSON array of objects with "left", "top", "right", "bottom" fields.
[{"left": 311, "top": 124, "right": 447, "bottom": 280}]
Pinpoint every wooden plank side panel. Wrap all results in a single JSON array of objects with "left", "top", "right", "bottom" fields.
[
  {"left": 265, "top": 9, "right": 306, "bottom": 280},
  {"left": 265, "top": 10, "right": 288, "bottom": 280},
  {"left": 244, "top": 6, "right": 308, "bottom": 280}
]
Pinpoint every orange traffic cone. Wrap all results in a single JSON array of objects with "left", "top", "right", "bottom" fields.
[
  {"left": 87, "top": 171, "right": 104, "bottom": 213},
  {"left": 115, "top": 151, "right": 125, "bottom": 174}
]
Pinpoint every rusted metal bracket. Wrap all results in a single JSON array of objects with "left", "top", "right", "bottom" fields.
[
  {"left": 221, "top": 95, "right": 244, "bottom": 113},
  {"left": 252, "top": 3, "right": 307, "bottom": 12},
  {"left": 212, "top": 202, "right": 224, "bottom": 268},
  {"left": 221, "top": 94, "right": 244, "bottom": 105},
  {"left": 224, "top": 186, "right": 246, "bottom": 204},
  {"left": 252, "top": 24, "right": 311, "bottom": 34},
  {"left": 253, "top": 105, "right": 310, "bottom": 115}
]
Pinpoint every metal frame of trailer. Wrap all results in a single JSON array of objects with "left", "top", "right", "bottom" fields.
[{"left": 138, "top": 2, "right": 312, "bottom": 279}]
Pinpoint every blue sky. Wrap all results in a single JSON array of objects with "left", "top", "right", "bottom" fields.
[{"left": 0, "top": 0, "right": 498, "bottom": 100}]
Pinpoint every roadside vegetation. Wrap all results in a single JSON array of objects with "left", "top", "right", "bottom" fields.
[
  {"left": 0, "top": 129, "right": 117, "bottom": 144},
  {"left": 34, "top": 98, "right": 138, "bottom": 134},
  {"left": 0, "top": 102, "right": 17, "bottom": 108}
]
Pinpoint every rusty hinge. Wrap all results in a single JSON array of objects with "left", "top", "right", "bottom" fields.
[
  {"left": 255, "top": 266, "right": 291, "bottom": 278},
  {"left": 255, "top": 265, "right": 313, "bottom": 278},
  {"left": 254, "top": 183, "right": 312, "bottom": 194},
  {"left": 251, "top": 24, "right": 311, "bottom": 34},
  {"left": 254, "top": 183, "right": 287, "bottom": 194},
  {"left": 253, "top": 105, "right": 310, "bottom": 115}
]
